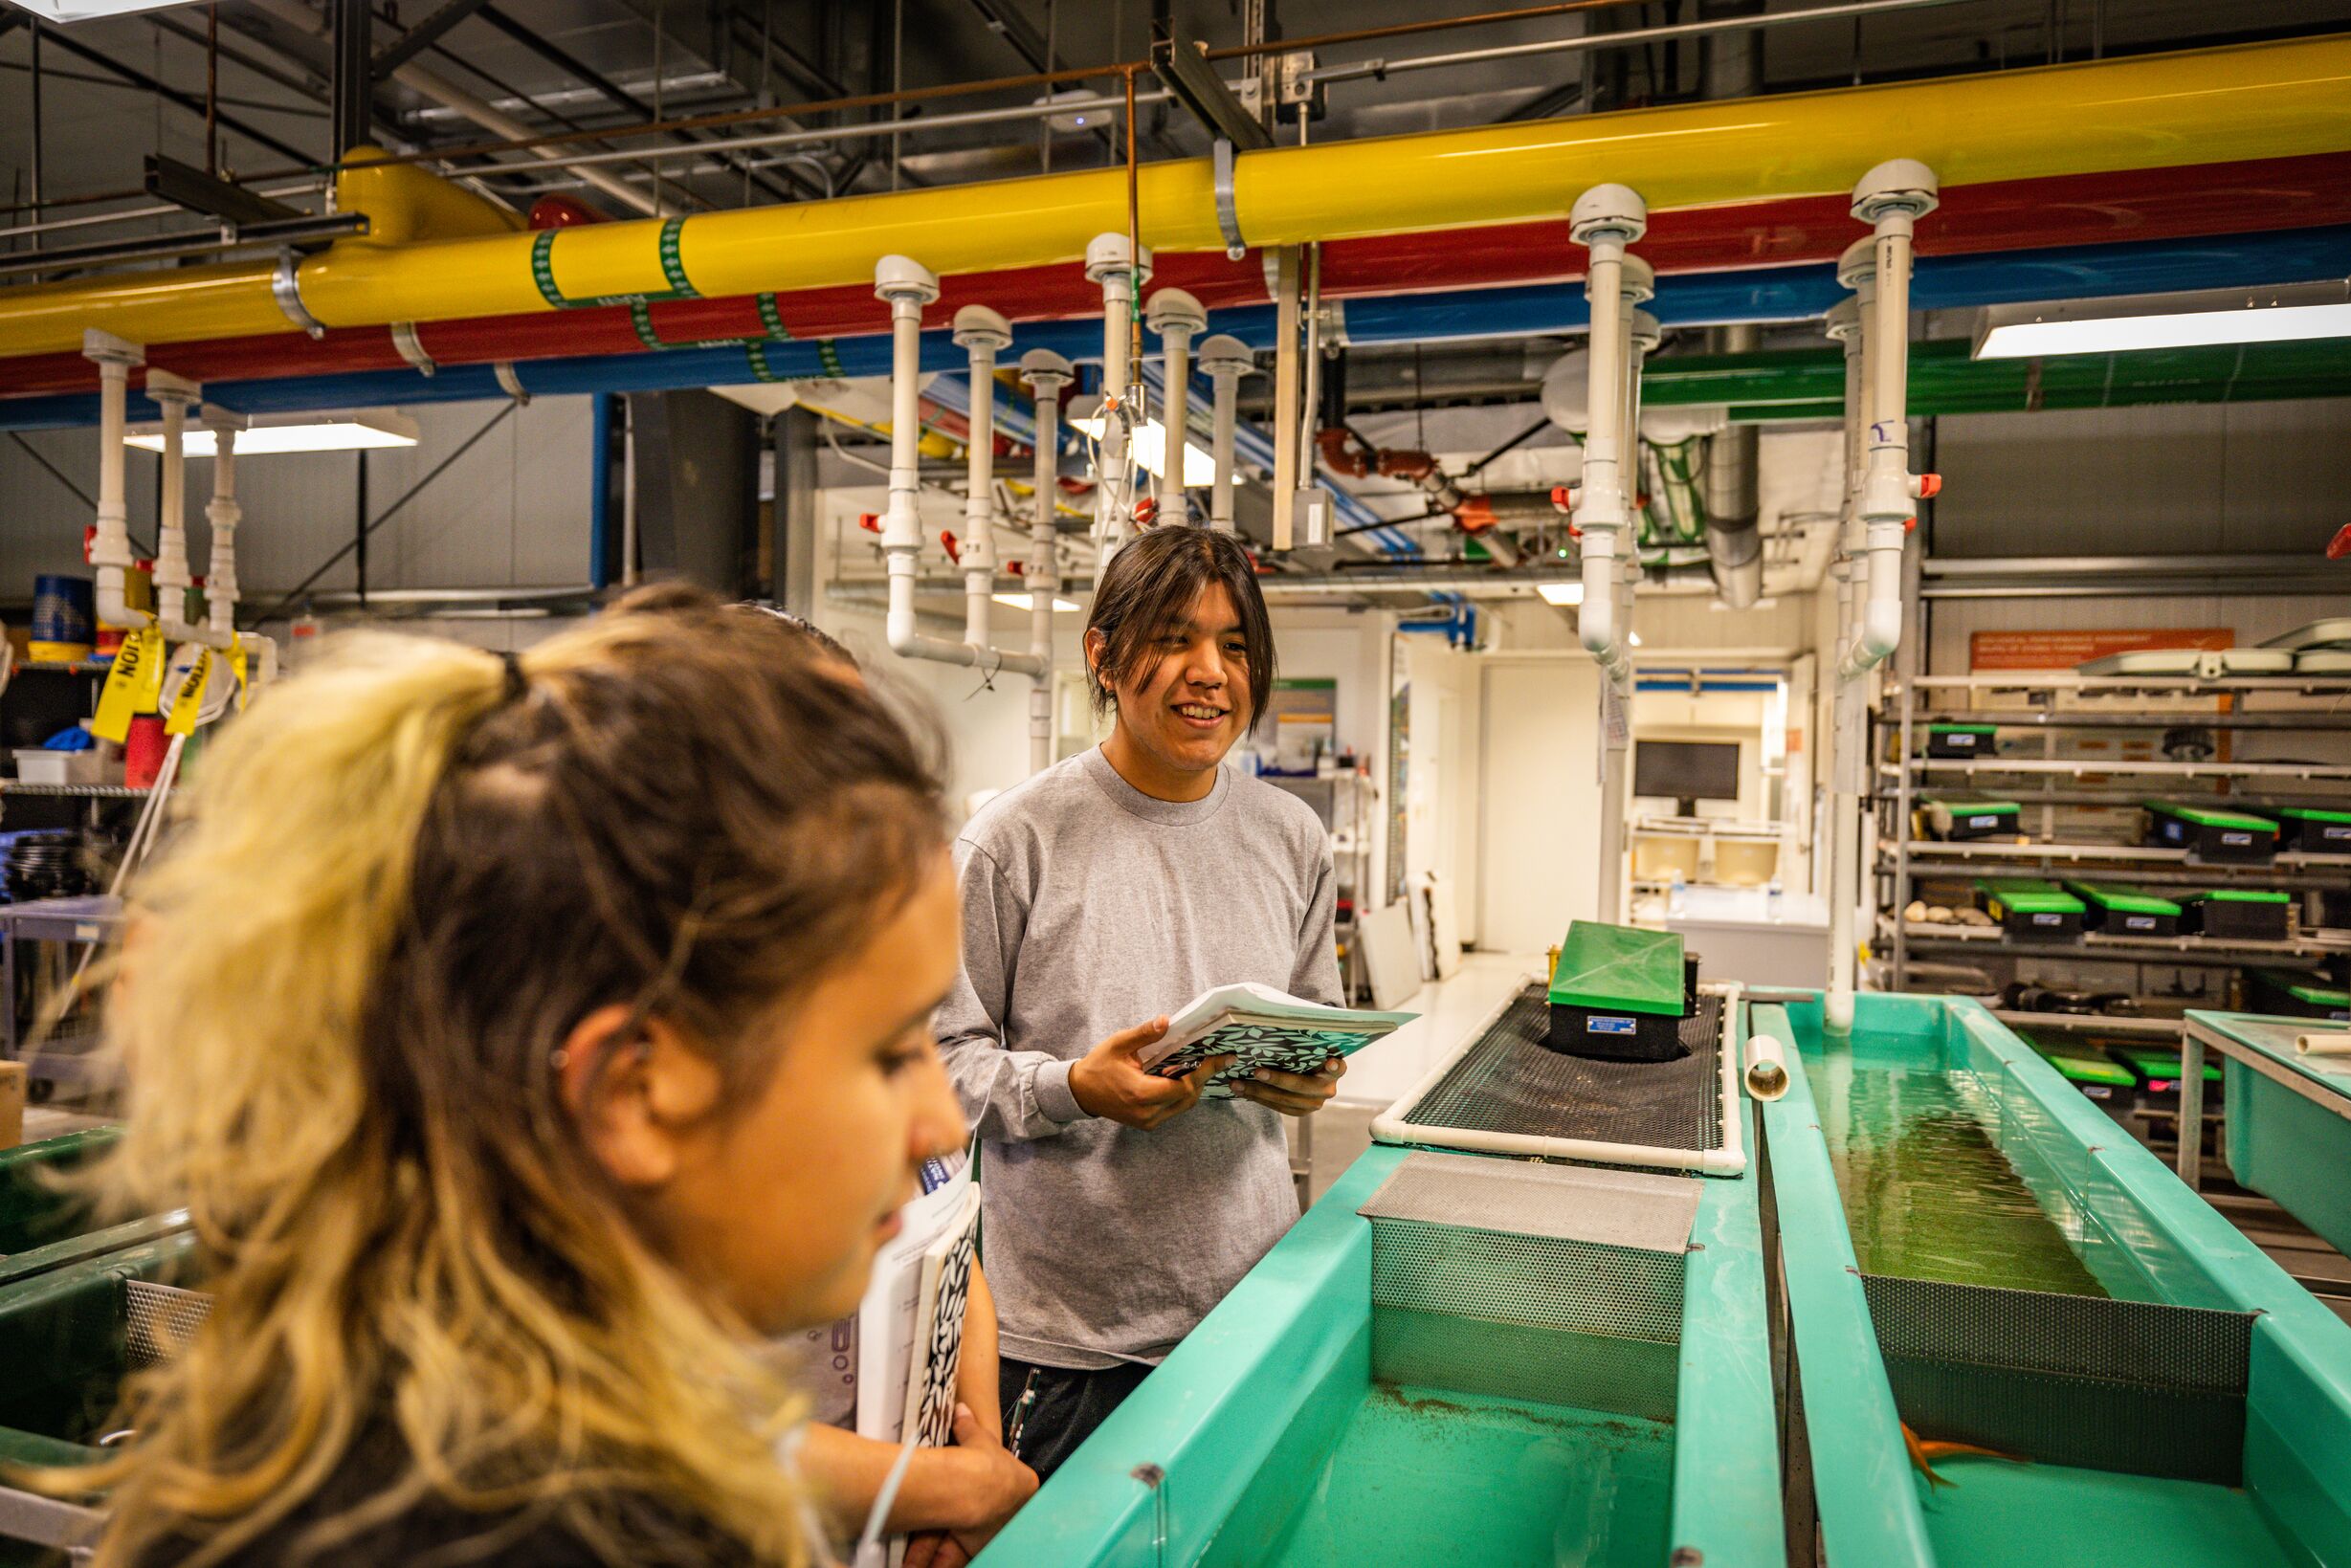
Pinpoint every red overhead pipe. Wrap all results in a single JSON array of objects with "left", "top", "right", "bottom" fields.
[{"left": 4, "top": 150, "right": 2346, "bottom": 399}]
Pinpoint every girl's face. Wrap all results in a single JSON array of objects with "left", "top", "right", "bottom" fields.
[{"left": 633, "top": 854, "right": 969, "bottom": 1336}]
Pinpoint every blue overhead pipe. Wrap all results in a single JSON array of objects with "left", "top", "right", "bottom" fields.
[{"left": 3, "top": 226, "right": 2343, "bottom": 432}]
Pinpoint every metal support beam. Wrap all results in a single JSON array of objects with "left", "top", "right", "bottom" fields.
[
  {"left": 371, "top": 0, "right": 497, "bottom": 79},
  {"left": 35, "top": 27, "right": 315, "bottom": 168},
  {"left": 330, "top": 0, "right": 371, "bottom": 160},
  {"left": 144, "top": 153, "right": 302, "bottom": 227},
  {"left": 1152, "top": 19, "right": 1275, "bottom": 148}
]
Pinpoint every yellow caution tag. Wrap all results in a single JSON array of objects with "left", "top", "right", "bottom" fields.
[
  {"left": 230, "top": 639, "right": 250, "bottom": 709},
  {"left": 91, "top": 626, "right": 166, "bottom": 742},
  {"left": 165, "top": 650, "right": 211, "bottom": 737}
]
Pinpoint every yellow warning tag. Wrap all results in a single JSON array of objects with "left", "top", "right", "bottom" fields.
[
  {"left": 230, "top": 639, "right": 250, "bottom": 709},
  {"left": 165, "top": 650, "right": 211, "bottom": 737},
  {"left": 91, "top": 626, "right": 165, "bottom": 742}
]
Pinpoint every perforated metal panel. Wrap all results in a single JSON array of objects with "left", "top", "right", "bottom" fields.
[
  {"left": 123, "top": 1279, "right": 211, "bottom": 1369},
  {"left": 1862, "top": 1273, "right": 2252, "bottom": 1482},
  {"left": 1394, "top": 989, "right": 1724, "bottom": 1153},
  {"left": 1359, "top": 1152, "right": 1693, "bottom": 1420}
]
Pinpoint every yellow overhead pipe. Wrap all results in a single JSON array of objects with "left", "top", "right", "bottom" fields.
[{"left": 0, "top": 33, "right": 2343, "bottom": 359}]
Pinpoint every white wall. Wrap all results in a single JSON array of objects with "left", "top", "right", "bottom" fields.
[
  {"left": 1476, "top": 652, "right": 1603, "bottom": 954},
  {"left": 1403, "top": 637, "right": 1484, "bottom": 948}
]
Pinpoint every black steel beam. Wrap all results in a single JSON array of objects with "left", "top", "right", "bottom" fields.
[
  {"left": 144, "top": 153, "right": 303, "bottom": 226},
  {"left": 0, "top": 211, "right": 366, "bottom": 279},
  {"left": 1152, "top": 18, "right": 1274, "bottom": 149},
  {"left": 370, "top": 0, "right": 497, "bottom": 78}
]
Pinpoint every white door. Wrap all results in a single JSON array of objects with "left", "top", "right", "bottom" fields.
[
  {"left": 1477, "top": 655, "right": 1605, "bottom": 954},
  {"left": 1404, "top": 639, "right": 1483, "bottom": 947}
]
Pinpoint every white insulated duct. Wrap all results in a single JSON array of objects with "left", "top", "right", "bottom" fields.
[
  {"left": 1145, "top": 288, "right": 1207, "bottom": 523},
  {"left": 875, "top": 255, "right": 1042, "bottom": 680},
  {"left": 1837, "top": 158, "right": 1940, "bottom": 681},
  {"left": 1566, "top": 184, "right": 1647, "bottom": 688},
  {"left": 1197, "top": 334, "right": 1255, "bottom": 536},
  {"left": 1020, "top": 347, "right": 1075, "bottom": 776}
]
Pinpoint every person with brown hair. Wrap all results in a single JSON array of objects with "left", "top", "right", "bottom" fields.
[
  {"left": 58, "top": 585, "right": 1033, "bottom": 1567},
  {"left": 934, "top": 526, "right": 1347, "bottom": 1482}
]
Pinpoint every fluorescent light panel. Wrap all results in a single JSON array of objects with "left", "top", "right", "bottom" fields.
[
  {"left": 1974, "top": 283, "right": 2351, "bottom": 360},
  {"left": 992, "top": 592, "right": 1082, "bottom": 612},
  {"left": 1068, "top": 416, "right": 1216, "bottom": 488},
  {"left": 125, "top": 414, "right": 420, "bottom": 457},
  {"left": 1536, "top": 581, "right": 1586, "bottom": 607}
]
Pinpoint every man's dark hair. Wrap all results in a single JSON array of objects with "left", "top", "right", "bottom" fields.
[{"left": 1083, "top": 526, "right": 1275, "bottom": 728}]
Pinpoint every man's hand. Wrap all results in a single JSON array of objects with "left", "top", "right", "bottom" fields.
[
  {"left": 1231, "top": 1054, "right": 1346, "bottom": 1117},
  {"left": 1068, "top": 1016, "right": 1232, "bottom": 1130}
]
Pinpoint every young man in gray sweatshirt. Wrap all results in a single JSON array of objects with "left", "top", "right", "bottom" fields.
[{"left": 933, "top": 526, "right": 1345, "bottom": 1484}]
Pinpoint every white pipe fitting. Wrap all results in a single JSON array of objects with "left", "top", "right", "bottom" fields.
[
  {"left": 1568, "top": 184, "right": 1648, "bottom": 683},
  {"left": 82, "top": 329, "right": 149, "bottom": 630},
  {"left": 1085, "top": 232, "right": 1151, "bottom": 563},
  {"left": 1197, "top": 333, "right": 1255, "bottom": 535},
  {"left": 1021, "top": 347, "right": 1075, "bottom": 775},
  {"left": 1145, "top": 289, "right": 1207, "bottom": 522},
  {"left": 144, "top": 371, "right": 233, "bottom": 651},
  {"left": 875, "top": 254, "right": 942, "bottom": 661},
  {"left": 1744, "top": 1032, "right": 1790, "bottom": 1100}
]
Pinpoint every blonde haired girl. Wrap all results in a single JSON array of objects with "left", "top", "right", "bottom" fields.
[{"left": 68, "top": 585, "right": 1015, "bottom": 1567}]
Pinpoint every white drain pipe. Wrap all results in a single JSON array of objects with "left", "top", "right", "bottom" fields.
[
  {"left": 1146, "top": 289, "right": 1206, "bottom": 524},
  {"left": 1021, "top": 348, "right": 1074, "bottom": 776},
  {"left": 201, "top": 406, "right": 276, "bottom": 691},
  {"left": 952, "top": 305, "right": 1011, "bottom": 652},
  {"left": 1085, "top": 232, "right": 1151, "bottom": 566},
  {"left": 1197, "top": 334, "right": 1255, "bottom": 535},
  {"left": 83, "top": 330, "right": 151, "bottom": 632},
  {"left": 1824, "top": 288, "right": 1867, "bottom": 1034},
  {"left": 874, "top": 256, "right": 1042, "bottom": 678},
  {"left": 145, "top": 371, "right": 234, "bottom": 653},
  {"left": 1567, "top": 184, "right": 1647, "bottom": 686},
  {"left": 1837, "top": 159, "right": 1940, "bottom": 681}
]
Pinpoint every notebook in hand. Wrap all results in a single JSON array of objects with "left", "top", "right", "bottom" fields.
[{"left": 1136, "top": 983, "right": 1417, "bottom": 1098}]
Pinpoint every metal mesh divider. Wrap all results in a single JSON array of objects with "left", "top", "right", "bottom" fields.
[
  {"left": 1861, "top": 1273, "right": 2252, "bottom": 1482},
  {"left": 123, "top": 1279, "right": 212, "bottom": 1370},
  {"left": 1361, "top": 1153, "right": 1694, "bottom": 1422}
]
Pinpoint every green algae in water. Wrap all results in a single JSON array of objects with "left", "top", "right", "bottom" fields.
[{"left": 1811, "top": 1057, "right": 2107, "bottom": 1297}]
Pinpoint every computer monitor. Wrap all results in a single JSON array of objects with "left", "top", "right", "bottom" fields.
[{"left": 1633, "top": 740, "right": 1741, "bottom": 817}]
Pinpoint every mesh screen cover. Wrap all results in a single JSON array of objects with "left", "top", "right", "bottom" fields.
[
  {"left": 1862, "top": 1273, "right": 2252, "bottom": 1483},
  {"left": 123, "top": 1280, "right": 212, "bottom": 1370},
  {"left": 1358, "top": 1150, "right": 1701, "bottom": 1252},
  {"left": 1396, "top": 988, "right": 1724, "bottom": 1152}
]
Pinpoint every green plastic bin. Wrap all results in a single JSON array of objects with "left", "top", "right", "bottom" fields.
[
  {"left": 2064, "top": 881, "right": 2183, "bottom": 938},
  {"left": 1925, "top": 798, "right": 2020, "bottom": 842},
  {"left": 1547, "top": 921, "right": 1687, "bottom": 1062},
  {"left": 2181, "top": 888, "right": 2293, "bottom": 941},
  {"left": 1976, "top": 878, "right": 2086, "bottom": 942},
  {"left": 2268, "top": 806, "right": 2351, "bottom": 853},
  {"left": 2142, "top": 801, "right": 2279, "bottom": 864}
]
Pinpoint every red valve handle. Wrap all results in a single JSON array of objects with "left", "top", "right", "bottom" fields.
[
  {"left": 2329, "top": 523, "right": 2351, "bottom": 562},
  {"left": 939, "top": 529, "right": 961, "bottom": 564},
  {"left": 1134, "top": 497, "right": 1160, "bottom": 526},
  {"left": 857, "top": 512, "right": 882, "bottom": 534},
  {"left": 1917, "top": 473, "right": 1943, "bottom": 500},
  {"left": 1007, "top": 560, "right": 1026, "bottom": 576}
]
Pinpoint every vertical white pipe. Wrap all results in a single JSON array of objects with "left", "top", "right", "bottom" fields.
[
  {"left": 1146, "top": 290, "right": 1205, "bottom": 522},
  {"left": 1842, "top": 160, "right": 1939, "bottom": 680},
  {"left": 1197, "top": 334, "right": 1253, "bottom": 536},
  {"left": 1021, "top": 348, "right": 1074, "bottom": 776},
  {"left": 82, "top": 332, "right": 149, "bottom": 629},
  {"left": 875, "top": 254, "right": 943, "bottom": 658},
  {"left": 206, "top": 411, "right": 244, "bottom": 641},
  {"left": 1567, "top": 184, "right": 1646, "bottom": 683},
  {"left": 952, "top": 305, "right": 1013, "bottom": 659},
  {"left": 1085, "top": 233, "right": 1147, "bottom": 564},
  {"left": 147, "top": 373, "right": 200, "bottom": 627}
]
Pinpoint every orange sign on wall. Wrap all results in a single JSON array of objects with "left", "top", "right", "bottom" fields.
[{"left": 1968, "top": 629, "right": 2234, "bottom": 673}]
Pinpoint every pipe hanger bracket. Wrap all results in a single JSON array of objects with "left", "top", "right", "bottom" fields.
[
  {"left": 270, "top": 250, "right": 326, "bottom": 339},
  {"left": 1212, "top": 139, "right": 1248, "bottom": 262}
]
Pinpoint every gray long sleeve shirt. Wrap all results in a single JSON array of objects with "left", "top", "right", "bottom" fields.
[{"left": 934, "top": 745, "right": 1341, "bottom": 1369}]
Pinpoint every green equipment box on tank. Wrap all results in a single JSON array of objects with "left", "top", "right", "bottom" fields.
[{"left": 1547, "top": 921, "right": 1690, "bottom": 1063}]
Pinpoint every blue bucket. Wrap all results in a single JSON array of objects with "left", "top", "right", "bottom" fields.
[{"left": 29, "top": 575, "right": 95, "bottom": 659}]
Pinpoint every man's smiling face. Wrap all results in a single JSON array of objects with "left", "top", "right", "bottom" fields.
[{"left": 1101, "top": 582, "right": 1253, "bottom": 781}]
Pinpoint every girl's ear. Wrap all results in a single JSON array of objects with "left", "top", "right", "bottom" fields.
[{"left": 557, "top": 1005, "right": 722, "bottom": 1190}]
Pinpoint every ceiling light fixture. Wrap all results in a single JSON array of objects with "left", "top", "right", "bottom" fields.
[
  {"left": 992, "top": 592, "right": 1083, "bottom": 612},
  {"left": 126, "top": 411, "right": 421, "bottom": 457},
  {"left": 1974, "top": 282, "right": 2351, "bottom": 360},
  {"left": 1536, "top": 581, "right": 1586, "bottom": 607},
  {"left": 1069, "top": 415, "right": 1217, "bottom": 488}
]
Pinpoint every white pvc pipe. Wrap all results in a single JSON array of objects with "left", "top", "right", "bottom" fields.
[
  {"left": 146, "top": 374, "right": 234, "bottom": 652},
  {"left": 1146, "top": 290, "right": 1206, "bottom": 523},
  {"left": 1024, "top": 359, "right": 1070, "bottom": 775},
  {"left": 1085, "top": 233, "right": 1147, "bottom": 564},
  {"left": 1567, "top": 184, "right": 1646, "bottom": 685},
  {"left": 1198, "top": 334, "right": 1254, "bottom": 536},
  {"left": 83, "top": 331, "right": 149, "bottom": 630},
  {"left": 205, "top": 411, "right": 244, "bottom": 642},
  {"left": 1368, "top": 981, "right": 1749, "bottom": 1175},
  {"left": 1744, "top": 1031, "right": 1790, "bottom": 1100},
  {"left": 875, "top": 259, "right": 1044, "bottom": 679}
]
